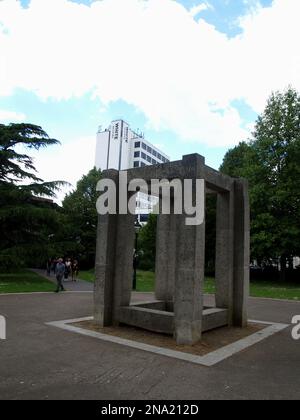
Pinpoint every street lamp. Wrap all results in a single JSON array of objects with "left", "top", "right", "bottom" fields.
[{"left": 133, "top": 219, "right": 142, "bottom": 290}]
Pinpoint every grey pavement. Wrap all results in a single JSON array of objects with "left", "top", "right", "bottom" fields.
[
  {"left": 32, "top": 268, "right": 94, "bottom": 292},
  {"left": 0, "top": 291, "right": 299, "bottom": 400}
]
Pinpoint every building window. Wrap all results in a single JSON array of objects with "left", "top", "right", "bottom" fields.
[
  {"left": 147, "top": 155, "right": 151, "bottom": 163},
  {"left": 135, "top": 141, "right": 140, "bottom": 148},
  {"left": 152, "top": 159, "right": 157, "bottom": 165},
  {"left": 134, "top": 151, "right": 140, "bottom": 158},
  {"left": 157, "top": 153, "right": 162, "bottom": 161},
  {"left": 134, "top": 161, "right": 140, "bottom": 168},
  {"left": 147, "top": 146, "right": 152, "bottom": 154},
  {"left": 142, "top": 143, "right": 147, "bottom": 150},
  {"left": 152, "top": 150, "right": 157, "bottom": 157},
  {"left": 141, "top": 162, "right": 146, "bottom": 167},
  {"left": 141, "top": 152, "right": 146, "bottom": 160}
]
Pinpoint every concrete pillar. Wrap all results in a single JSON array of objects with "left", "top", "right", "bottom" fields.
[
  {"left": 174, "top": 155, "right": 206, "bottom": 345},
  {"left": 232, "top": 179, "right": 250, "bottom": 327},
  {"left": 215, "top": 188, "right": 234, "bottom": 323},
  {"left": 155, "top": 212, "right": 176, "bottom": 304},
  {"left": 113, "top": 212, "right": 136, "bottom": 323},
  {"left": 94, "top": 172, "right": 119, "bottom": 326}
]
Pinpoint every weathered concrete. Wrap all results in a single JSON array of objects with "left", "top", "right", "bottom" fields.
[
  {"left": 202, "top": 308, "right": 229, "bottom": 332},
  {"left": 94, "top": 153, "right": 250, "bottom": 345},
  {"left": 119, "top": 306, "right": 174, "bottom": 335},
  {"left": 233, "top": 179, "right": 250, "bottom": 327},
  {"left": 215, "top": 188, "right": 234, "bottom": 324}
]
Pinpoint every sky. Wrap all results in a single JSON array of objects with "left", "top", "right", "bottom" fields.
[{"left": 0, "top": 0, "right": 299, "bottom": 201}]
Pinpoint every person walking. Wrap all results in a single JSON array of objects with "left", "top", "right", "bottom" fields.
[
  {"left": 55, "top": 258, "right": 66, "bottom": 293},
  {"left": 71, "top": 259, "right": 79, "bottom": 282},
  {"left": 64, "top": 258, "right": 71, "bottom": 280}
]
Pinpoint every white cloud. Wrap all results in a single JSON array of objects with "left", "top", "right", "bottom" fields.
[
  {"left": 0, "top": 0, "right": 300, "bottom": 148},
  {"left": 27, "top": 135, "right": 96, "bottom": 203},
  {"left": 0, "top": 109, "right": 26, "bottom": 122}
]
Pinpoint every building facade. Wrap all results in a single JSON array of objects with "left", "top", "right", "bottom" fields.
[
  {"left": 95, "top": 120, "right": 170, "bottom": 172},
  {"left": 95, "top": 120, "right": 170, "bottom": 222}
]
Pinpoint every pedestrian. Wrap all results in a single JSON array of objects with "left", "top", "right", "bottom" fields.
[
  {"left": 55, "top": 258, "right": 66, "bottom": 293},
  {"left": 71, "top": 259, "right": 79, "bottom": 282},
  {"left": 64, "top": 258, "right": 71, "bottom": 280}
]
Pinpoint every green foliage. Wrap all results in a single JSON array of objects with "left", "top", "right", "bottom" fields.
[
  {"left": 220, "top": 87, "right": 300, "bottom": 264},
  {"left": 0, "top": 123, "right": 59, "bottom": 184},
  {"left": 138, "top": 214, "right": 157, "bottom": 271},
  {"left": 62, "top": 167, "right": 102, "bottom": 269},
  {"left": 0, "top": 123, "right": 66, "bottom": 271}
]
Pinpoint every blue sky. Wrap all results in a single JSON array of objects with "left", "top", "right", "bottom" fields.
[{"left": 0, "top": 0, "right": 299, "bottom": 199}]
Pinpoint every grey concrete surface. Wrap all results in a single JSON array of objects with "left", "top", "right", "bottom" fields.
[
  {"left": 0, "top": 291, "right": 299, "bottom": 400},
  {"left": 95, "top": 154, "right": 250, "bottom": 344}
]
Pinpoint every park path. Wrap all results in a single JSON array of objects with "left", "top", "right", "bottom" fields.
[
  {"left": 31, "top": 268, "right": 163, "bottom": 303},
  {"left": 0, "top": 290, "right": 299, "bottom": 400},
  {"left": 31, "top": 268, "right": 94, "bottom": 292},
  {"left": 31, "top": 269, "right": 156, "bottom": 302}
]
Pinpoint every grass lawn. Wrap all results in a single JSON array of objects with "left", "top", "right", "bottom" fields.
[
  {"left": 79, "top": 269, "right": 95, "bottom": 283},
  {"left": 80, "top": 269, "right": 300, "bottom": 301},
  {"left": 0, "top": 270, "right": 54, "bottom": 294}
]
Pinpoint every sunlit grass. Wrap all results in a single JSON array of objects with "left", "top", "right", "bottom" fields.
[{"left": 0, "top": 270, "right": 54, "bottom": 294}]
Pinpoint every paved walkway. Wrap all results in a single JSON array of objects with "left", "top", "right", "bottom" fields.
[
  {"left": 32, "top": 269, "right": 94, "bottom": 292},
  {"left": 0, "top": 290, "right": 299, "bottom": 400}
]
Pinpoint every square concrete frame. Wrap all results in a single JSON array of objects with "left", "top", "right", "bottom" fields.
[{"left": 94, "top": 154, "right": 250, "bottom": 345}]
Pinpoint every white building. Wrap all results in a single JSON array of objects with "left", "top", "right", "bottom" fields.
[
  {"left": 95, "top": 120, "right": 170, "bottom": 222},
  {"left": 95, "top": 119, "right": 170, "bottom": 172}
]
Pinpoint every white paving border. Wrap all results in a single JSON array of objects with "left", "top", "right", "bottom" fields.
[{"left": 46, "top": 317, "right": 289, "bottom": 367}]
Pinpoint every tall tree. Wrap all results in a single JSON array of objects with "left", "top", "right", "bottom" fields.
[
  {"left": 221, "top": 88, "right": 300, "bottom": 273},
  {"left": 62, "top": 168, "right": 102, "bottom": 269},
  {"left": 0, "top": 123, "right": 65, "bottom": 271}
]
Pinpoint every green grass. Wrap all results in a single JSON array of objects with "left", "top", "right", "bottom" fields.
[
  {"left": 203, "top": 277, "right": 300, "bottom": 301},
  {"left": 136, "top": 270, "right": 156, "bottom": 292},
  {"left": 78, "top": 269, "right": 95, "bottom": 283},
  {"left": 250, "top": 281, "right": 300, "bottom": 300},
  {"left": 80, "top": 269, "right": 300, "bottom": 301},
  {"left": 0, "top": 270, "right": 55, "bottom": 294}
]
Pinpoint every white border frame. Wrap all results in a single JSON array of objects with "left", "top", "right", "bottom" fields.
[{"left": 46, "top": 317, "right": 289, "bottom": 367}]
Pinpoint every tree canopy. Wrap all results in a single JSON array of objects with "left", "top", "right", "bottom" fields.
[
  {"left": 0, "top": 123, "right": 65, "bottom": 271},
  {"left": 62, "top": 167, "right": 102, "bottom": 269},
  {"left": 221, "top": 88, "right": 300, "bottom": 268}
]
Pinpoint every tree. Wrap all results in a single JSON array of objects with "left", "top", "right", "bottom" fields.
[
  {"left": 0, "top": 123, "right": 66, "bottom": 271},
  {"left": 138, "top": 214, "right": 157, "bottom": 271},
  {"left": 221, "top": 88, "right": 300, "bottom": 276},
  {"left": 62, "top": 168, "right": 102, "bottom": 269}
]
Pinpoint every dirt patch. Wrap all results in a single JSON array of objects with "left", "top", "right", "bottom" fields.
[{"left": 72, "top": 320, "right": 265, "bottom": 356}]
